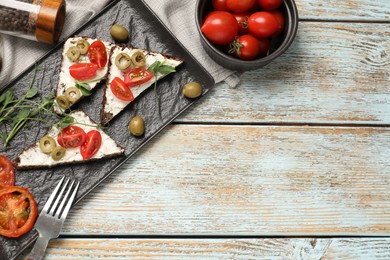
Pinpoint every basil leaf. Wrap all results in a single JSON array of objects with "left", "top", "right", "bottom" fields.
[
  {"left": 75, "top": 82, "right": 92, "bottom": 96},
  {"left": 25, "top": 88, "right": 38, "bottom": 99},
  {"left": 57, "top": 115, "right": 75, "bottom": 129},
  {"left": 148, "top": 61, "right": 161, "bottom": 74},
  {"left": 14, "top": 108, "right": 30, "bottom": 123},
  {"left": 3, "top": 90, "right": 14, "bottom": 105},
  {"left": 158, "top": 65, "right": 176, "bottom": 75}
]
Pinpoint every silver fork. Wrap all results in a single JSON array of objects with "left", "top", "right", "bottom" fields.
[{"left": 26, "top": 176, "right": 80, "bottom": 260}]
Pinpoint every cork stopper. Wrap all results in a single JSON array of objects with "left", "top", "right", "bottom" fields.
[{"left": 35, "top": 0, "right": 66, "bottom": 44}]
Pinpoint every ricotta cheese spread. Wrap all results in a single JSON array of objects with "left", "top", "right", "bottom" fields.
[
  {"left": 103, "top": 47, "right": 183, "bottom": 122},
  {"left": 16, "top": 111, "right": 124, "bottom": 168},
  {"left": 54, "top": 37, "right": 112, "bottom": 114}
]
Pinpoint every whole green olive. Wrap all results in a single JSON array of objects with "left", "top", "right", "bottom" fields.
[
  {"left": 110, "top": 24, "right": 129, "bottom": 42},
  {"left": 183, "top": 82, "right": 202, "bottom": 98},
  {"left": 129, "top": 116, "right": 145, "bottom": 137}
]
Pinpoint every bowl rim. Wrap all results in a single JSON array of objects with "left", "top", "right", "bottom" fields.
[{"left": 195, "top": 0, "right": 299, "bottom": 66}]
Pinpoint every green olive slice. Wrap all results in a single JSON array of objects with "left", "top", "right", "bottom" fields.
[
  {"left": 65, "top": 87, "right": 81, "bottom": 103},
  {"left": 76, "top": 39, "right": 90, "bottom": 55},
  {"left": 131, "top": 51, "right": 146, "bottom": 68},
  {"left": 51, "top": 146, "right": 66, "bottom": 161},
  {"left": 183, "top": 82, "right": 202, "bottom": 98},
  {"left": 115, "top": 52, "right": 132, "bottom": 70},
  {"left": 66, "top": 46, "right": 80, "bottom": 62},
  {"left": 56, "top": 95, "right": 70, "bottom": 110},
  {"left": 39, "top": 136, "right": 56, "bottom": 154},
  {"left": 129, "top": 116, "right": 145, "bottom": 136}
]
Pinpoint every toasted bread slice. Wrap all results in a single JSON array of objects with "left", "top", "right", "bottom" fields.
[
  {"left": 53, "top": 36, "right": 112, "bottom": 114},
  {"left": 101, "top": 46, "right": 183, "bottom": 125},
  {"left": 13, "top": 111, "right": 124, "bottom": 169}
]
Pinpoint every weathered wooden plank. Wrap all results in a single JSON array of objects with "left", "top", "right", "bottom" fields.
[
  {"left": 177, "top": 22, "right": 390, "bottom": 124},
  {"left": 59, "top": 125, "right": 390, "bottom": 235},
  {"left": 18, "top": 238, "right": 390, "bottom": 259},
  {"left": 296, "top": 0, "right": 390, "bottom": 21}
]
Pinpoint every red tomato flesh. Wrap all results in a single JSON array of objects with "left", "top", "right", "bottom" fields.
[
  {"left": 69, "top": 63, "right": 99, "bottom": 81},
  {"left": 124, "top": 68, "right": 154, "bottom": 88},
  {"left": 0, "top": 155, "right": 14, "bottom": 186},
  {"left": 212, "top": 0, "right": 230, "bottom": 11},
  {"left": 87, "top": 40, "right": 108, "bottom": 68},
  {"left": 80, "top": 130, "right": 102, "bottom": 160},
  {"left": 110, "top": 77, "right": 135, "bottom": 102},
  {"left": 57, "top": 125, "right": 87, "bottom": 148},
  {"left": 0, "top": 186, "right": 38, "bottom": 238}
]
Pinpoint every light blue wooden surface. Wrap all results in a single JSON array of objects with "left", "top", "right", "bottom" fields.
[{"left": 21, "top": 0, "right": 390, "bottom": 258}]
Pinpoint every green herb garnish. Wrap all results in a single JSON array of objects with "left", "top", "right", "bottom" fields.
[
  {"left": 75, "top": 82, "right": 92, "bottom": 96},
  {"left": 148, "top": 60, "right": 176, "bottom": 105}
]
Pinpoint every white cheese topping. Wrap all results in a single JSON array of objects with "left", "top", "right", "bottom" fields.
[
  {"left": 54, "top": 37, "right": 112, "bottom": 114},
  {"left": 103, "top": 47, "right": 183, "bottom": 120},
  {"left": 17, "top": 111, "right": 123, "bottom": 167}
]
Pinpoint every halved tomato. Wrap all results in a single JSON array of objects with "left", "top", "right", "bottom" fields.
[
  {"left": 87, "top": 40, "right": 107, "bottom": 68},
  {"left": 110, "top": 77, "right": 135, "bottom": 102},
  {"left": 0, "top": 155, "right": 14, "bottom": 186},
  {"left": 123, "top": 68, "right": 153, "bottom": 88},
  {"left": 80, "top": 130, "right": 102, "bottom": 160},
  {"left": 69, "top": 63, "right": 99, "bottom": 81},
  {"left": 0, "top": 186, "right": 38, "bottom": 238},
  {"left": 57, "top": 125, "right": 87, "bottom": 148}
]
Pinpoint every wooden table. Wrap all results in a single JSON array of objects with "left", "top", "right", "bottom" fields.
[{"left": 29, "top": 0, "right": 390, "bottom": 258}]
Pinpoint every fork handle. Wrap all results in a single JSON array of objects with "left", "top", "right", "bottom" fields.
[{"left": 25, "top": 235, "right": 50, "bottom": 260}]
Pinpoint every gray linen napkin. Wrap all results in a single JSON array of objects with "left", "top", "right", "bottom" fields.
[{"left": 0, "top": 0, "right": 240, "bottom": 89}]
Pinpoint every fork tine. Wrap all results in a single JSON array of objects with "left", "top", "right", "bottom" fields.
[
  {"left": 42, "top": 176, "right": 65, "bottom": 213},
  {"left": 58, "top": 180, "right": 79, "bottom": 219},
  {"left": 48, "top": 177, "right": 70, "bottom": 215},
  {"left": 54, "top": 179, "right": 74, "bottom": 218}
]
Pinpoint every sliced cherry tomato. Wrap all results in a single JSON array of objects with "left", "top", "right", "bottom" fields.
[
  {"left": 212, "top": 0, "right": 230, "bottom": 11},
  {"left": 80, "top": 130, "right": 102, "bottom": 160},
  {"left": 201, "top": 11, "right": 239, "bottom": 45},
  {"left": 69, "top": 63, "right": 99, "bottom": 81},
  {"left": 230, "top": 34, "right": 270, "bottom": 60},
  {"left": 110, "top": 77, "right": 135, "bottom": 102},
  {"left": 57, "top": 125, "right": 87, "bottom": 148},
  {"left": 248, "top": 11, "right": 279, "bottom": 38},
  {"left": 270, "top": 10, "right": 285, "bottom": 37},
  {"left": 0, "top": 155, "right": 14, "bottom": 186},
  {"left": 257, "top": 0, "right": 283, "bottom": 10},
  {"left": 87, "top": 40, "right": 108, "bottom": 68},
  {"left": 233, "top": 12, "right": 250, "bottom": 35},
  {"left": 226, "top": 0, "right": 256, "bottom": 12},
  {"left": 0, "top": 186, "right": 38, "bottom": 238},
  {"left": 124, "top": 68, "right": 154, "bottom": 88}
]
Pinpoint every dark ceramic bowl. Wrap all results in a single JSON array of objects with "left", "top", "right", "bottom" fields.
[{"left": 195, "top": 0, "right": 299, "bottom": 71}]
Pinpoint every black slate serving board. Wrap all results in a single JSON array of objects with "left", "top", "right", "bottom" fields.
[{"left": 0, "top": 1, "right": 214, "bottom": 259}]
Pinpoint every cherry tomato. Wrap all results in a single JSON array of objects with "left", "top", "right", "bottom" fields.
[
  {"left": 69, "top": 63, "right": 99, "bottom": 81},
  {"left": 226, "top": 0, "right": 256, "bottom": 13},
  {"left": 270, "top": 10, "right": 285, "bottom": 37},
  {"left": 87, "top": 40, "right": 108, "bottom": 68},
  {"left": 80, "top": 130, "right": 102, "bottom": 160},
  {"left": 124, "top": 68, "right": 154, "bottom": 88},
  {"left": 257, "top": 0, "right": 283, "bottom": 10},
  {"left": 233, "top": 12, "right": 250, "bottom": 35},
  {"left": 212, "top": 0, "right": 230, "bottom": 11},
  {"left": 201, "top": 11, "right": 239, "bottom": 45},
  {"left": 57, "top": 125, "right": 87, "bottom": 148},
  {"left": 0, "top": 186, "right": 38, "bottom": 238},
  {"left": 230, "top": 34, "right": 270, "bottom": 60},
  {"left": 0, "top": 155, "right": 14, "bottom": 186},
  {"left": 110, "top": 77, "right": 135, "bottom": 102},
  {"left": 248, "top": 1, "right": 260, "bottom": 12},
  {"left": 248, "top": 11, "right": 279, "bottom": 38}
]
